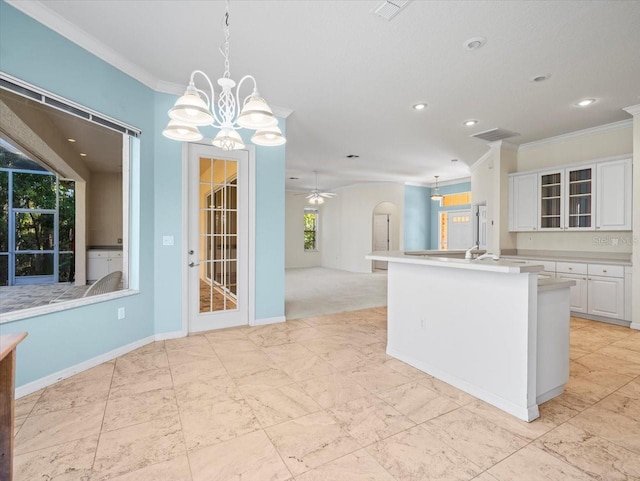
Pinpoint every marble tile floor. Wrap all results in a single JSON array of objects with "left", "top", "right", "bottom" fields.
[{"left": 12, "top": 308, "right": 640, "bottom": 481}]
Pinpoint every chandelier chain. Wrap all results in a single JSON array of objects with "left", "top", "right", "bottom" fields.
[{"left": 220, "top": 0, "right": 231, "bottom": 79}]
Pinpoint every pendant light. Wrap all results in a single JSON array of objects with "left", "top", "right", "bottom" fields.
[{"left": 430, "top": 175, "right": 444, "bottom": 201}]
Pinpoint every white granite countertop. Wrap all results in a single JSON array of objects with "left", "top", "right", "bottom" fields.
[
  {"left": 367, "top": 251, "right": 543, "bottom": 274},
  {"left": 501, "top": 253, "right": 631, "bottom": 267}
]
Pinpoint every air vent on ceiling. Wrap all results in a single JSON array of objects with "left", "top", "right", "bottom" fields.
[
  {"left": 373, "top": 0, "right": 411, "bottom": 21},
  {"left": 470, "top": 128, "right": 520, "bottom": 142}
]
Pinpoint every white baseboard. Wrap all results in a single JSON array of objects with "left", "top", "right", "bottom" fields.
[
  {"left": 15, "top": 335, "right": 155, "bottom": 399},
  {"left": 631, "top": 322, "right": 640, "bottom": 331},
  {"left": 387, "top": 347, "right": 540, "bottom": 422},
  {"left": 250, "top": 315, "right": 286, "bottom": 327},
  {"left": 154, "top": 329, "right": 187, "bottom": 341}
]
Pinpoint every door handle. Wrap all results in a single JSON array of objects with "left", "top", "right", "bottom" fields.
[
  {"left": 188, "top": 250, "right": 194, "bottom": 255},
  {"left": 189, "top": 262, "right": 200, "bottom": 268}
]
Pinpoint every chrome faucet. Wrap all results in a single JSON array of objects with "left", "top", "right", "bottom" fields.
[{"left": 465, "top": 244, "right": 479, "bottom": 260}]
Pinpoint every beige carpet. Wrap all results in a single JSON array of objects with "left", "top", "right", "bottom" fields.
[{"left": 285, "top": 267, "right": 387, "bottom": 320}]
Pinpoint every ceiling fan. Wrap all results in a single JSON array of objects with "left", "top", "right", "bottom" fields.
[{"left": 297, "top": 171, "right": 337, "bottom": 204}]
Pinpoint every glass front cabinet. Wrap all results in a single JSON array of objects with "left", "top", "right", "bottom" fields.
[{"left": 538, "top": 165, "right": 595, "bottom": 231}]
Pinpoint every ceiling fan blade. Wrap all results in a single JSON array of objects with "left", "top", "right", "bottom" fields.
[
  {"left": 305, "top": 194, "right": 314, "bottom": 199},
  {"left": 320, "top": 193, "right": 337, "bottom": 197}
]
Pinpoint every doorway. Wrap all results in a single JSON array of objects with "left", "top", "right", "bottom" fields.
[
  {"left": 439, "top": 209, "right": 472, "bottom": 250},
  {"left": 187, "top": 143, "right": 250, "bottom": 332},
  {"left": 371, "top": 202, "right": 398, "bottom": 271}
]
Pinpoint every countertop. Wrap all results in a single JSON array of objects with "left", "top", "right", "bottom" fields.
[
  {"left": 501, "top": 253, "right": 631, "bottom": 267},
  {"left": 367, "top": 251, "right": 543, "bottom": 274},
  {"left": 87, "top": 245, "right": 123, "bottom": 251}
]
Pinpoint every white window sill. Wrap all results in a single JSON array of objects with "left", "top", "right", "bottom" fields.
[
  {"left": 304, "top": 250, "right": 319, "bottom": 253},
  {"left": 0, "top": 289, "right": 140, "bottom": 324}
]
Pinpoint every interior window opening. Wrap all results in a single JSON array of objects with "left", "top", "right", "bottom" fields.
[{"left": 0, "top": 80, "right": 137, "bottom": 318}]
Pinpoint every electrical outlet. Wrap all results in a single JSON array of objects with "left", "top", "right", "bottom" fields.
[
  {"left": 611, "top": 238, "right": 619, "bottom": 246},
  {"left": 162, "top": 235, "right": 174, "bottom": 246},
  {"left": 117, "top": 307, "right": 125, "bottom": 320}
]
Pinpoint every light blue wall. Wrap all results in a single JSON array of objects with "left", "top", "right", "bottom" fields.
[
  {"left": 152, "top": 92, "right": 184, "bottom": 334},
  {"left": 0, "top": 2, "right": 286, "bottom": 385},
  {"left": 403, "top": 185, "right": 431, "bottom": 250},
  {"left": 403, "top": 182, "right": 472, "bottom": 250},
  {"left": 253, "top": 120, "right": 286, "bottom": 320},
  {"left": 429, "top": 181, "right": 472, "bottom": 249},
  {"left": 0, "top": 2, "right": 156, "bottom": 385}
]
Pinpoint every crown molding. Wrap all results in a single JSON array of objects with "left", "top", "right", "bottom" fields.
[
  {"left": 7, "top": 0, "right": 296, "bottom": 119},
  {"left": 623, "top": 104, "right": 640, "bottom": 116},
  {"left": 405, "top": 177, "right": 471, "bottom": 188},
  {"left": 6, "top": 0, "right": 158, "bottom": 91},
  {"left": 518, "top": 119, "right": 633, "bottom": 152}
]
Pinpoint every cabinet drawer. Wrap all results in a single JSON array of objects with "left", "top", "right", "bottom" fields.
[
  {"left": 588, "top": 264, "right": 624, "bottom": 278},
  {"left": 87, "top": 250, "right": 107, "bottom": 258},
  {"left": 556, "top": 262, "right": 587, "bottom": 275},
  {"left": 109, "top": 251, "right": 123, "bottom": 258}
]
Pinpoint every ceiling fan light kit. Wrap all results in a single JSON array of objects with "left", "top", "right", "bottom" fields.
[
  {"left": 299, "top": 171, "right": 337, "bottom": 205},
  {"left": 162, "top": 0, "right": 285, "bottom": 150}
]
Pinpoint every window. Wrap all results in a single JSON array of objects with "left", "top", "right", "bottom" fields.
[
  {"left": 304, "top": 208, "right": 318, "bottom": 251},
  {"left": 442, "top": 192, "right": 471, "bottom": 207},
  {"left": 0, "top": 75, "right": 140, "bottom": 320}
]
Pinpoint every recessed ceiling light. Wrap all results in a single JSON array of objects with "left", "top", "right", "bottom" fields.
[
  {"left": 67, "top": 138, "right": 76, "bottom": 142},
  {"left": 413, "top": 103, "right": 427, "bottom": 111},
  {"left": 531, "top": 74, "right": 551, "bottom": 82},
  {"left": 288, "top": 177, "right": 299, "bottom": 180},
  {"left": 80, "top": 153, "right": 87, "bottom": 157},
  {"left": 463, "top": 119, "right": 478, "bottom": 127},
  {"left": 464, "top": 36, "right": 486, "bottom": 50},
  {"left": 346, "top": 154, "right": 360, "bottom": 159},
  {"left": 451, "top": 158, "right": 459, "bottom": 162},
  {"left": 576, "top": 98, "right": 596, "bottom": 107}
]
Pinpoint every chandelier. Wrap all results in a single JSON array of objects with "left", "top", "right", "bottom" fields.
[
  {"left": 430, "top": 175, "right": 443, "bottom": 201},
  {"left": 162, "top": 0, "right": 285, "bottom": 150}
]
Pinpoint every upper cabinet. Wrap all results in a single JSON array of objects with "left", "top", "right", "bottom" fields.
[
  {"left": 509, "top": 157, "right": 632, "bottom": 232},
  {"left": 596, "top": 158, "right": 632, "bottom": 231},
  {"left": 565, "top": 164, "right": 595, "bottom": 231},
  {"left": 509, "top": 173, "right": 538, "bottom": 231},
  {"left": 539, "top": 170, "right": 564, "bottom": 230}
]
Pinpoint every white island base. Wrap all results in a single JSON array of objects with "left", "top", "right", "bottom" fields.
[{"left": 368, "top": 252, "right": 574, "bottom": 422}]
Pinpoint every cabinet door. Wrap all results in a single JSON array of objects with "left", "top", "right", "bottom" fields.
[
  {"left": 596, "top": 159, "right": 632, "bottom": 231},
  {"left": 565, "top": 165, "right": 595, "bottom": 230},
  {"left": 108, "top": 255, "right": 124, "bottom": 274},
  {"left": 557, "top": 273, "right": 588, "bottom": 313},
  {"left": 539, "top": 170, "right": 563, "bottom": 230},
  {"left": 87, "top": 257, "right": 109, "bottom": 282},
  {"left": 588, "top": 275, "right": 624, "bottom": 319},
  {"left": 510, "top": 173, "right": 538, "bottom": 231}
]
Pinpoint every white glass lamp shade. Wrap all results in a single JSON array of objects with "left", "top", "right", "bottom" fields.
[
  {"left": 162, "top": 120, "right": 203, "bottom": 142},
  {"left": 168, "top": 87, "right": 213, "bottom": 126},
  {"left": 212, "top": 128, "right": 245, "bottom": 151},
  {"left": 251, "top": 125, "right": 286, "bottom": 146},
  {"left": 430, "top": 191, "right": 443, "bottom": 201},
  {"left": 237, "top": 95, "right": 278, "bottom": 129},
  {"left": 309, "top": 195, "right": 324, "bottom": 205}
]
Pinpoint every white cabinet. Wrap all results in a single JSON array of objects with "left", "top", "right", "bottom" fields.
[
  {"left": 625, "top": 267, "right": 632, "bottom": 322},
  {"left": 538, "top": 170, "right": 564, "bottom": 231},
  {"left": 588, "top": 275, "right": 624, "bottom": 320},
  {"left": 509, "top": 157, "right": 632, "bottom": 234},
  {"left": 509, "top": 173, "right": 538, "bottom": 232},
  {"left": 87, "top": 250, "right": 123, "bottom": 282},
  {"left": 596, "top": 158, "right": 632, "bottom": 231},
  {"left": 556, "top": 261, "right": 625, "bottom": 320},
  {"left": 556, "top": 273, "right": 588, "bottom": 313},
  {"left": 565, "top": 164, "right": 595, "bottom": 230}
]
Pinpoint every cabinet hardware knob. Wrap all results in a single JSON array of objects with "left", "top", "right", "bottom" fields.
[
  {"left": 568, "top": 267, "right": 572, "bottom": 270},
  {"left": 603, "top": 270, "right": 607, "bottom": 273},
  {"left": 582, "top": 277, "right": 586, "bottom": 280}
]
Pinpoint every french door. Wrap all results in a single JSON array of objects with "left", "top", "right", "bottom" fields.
[{"left": 187, "top": 144, "right": 250, "bottom": 332}]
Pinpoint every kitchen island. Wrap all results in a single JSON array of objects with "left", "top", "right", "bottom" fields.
[{"left": 366, "top": 251, "right": 574, "bottom": 422}]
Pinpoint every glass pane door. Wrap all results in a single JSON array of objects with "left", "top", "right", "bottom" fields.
[
  {"left": 567, "top": 167, "right": 593, "bottom": 229},
  {"left": 539, "top": 172, "right": 563, "bottom": 229},
  {"left": 13, "top": 210, "right": 57, "bottom": 284},
  {"left": 200, "top": 159, "right": 238, "bottom": 313}
]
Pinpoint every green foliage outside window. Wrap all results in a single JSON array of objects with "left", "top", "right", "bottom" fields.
[{"left": 304, "top": 211, "right": 317, "bottom": 251}]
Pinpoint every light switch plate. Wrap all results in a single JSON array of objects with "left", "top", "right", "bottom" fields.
[{"left": 162, "top": 235, "right": 174, "bottom": 246}]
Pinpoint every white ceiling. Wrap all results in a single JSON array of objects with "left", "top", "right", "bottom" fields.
[{"left": 10, "top": 0, "right": 640, "bottom": 192}]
